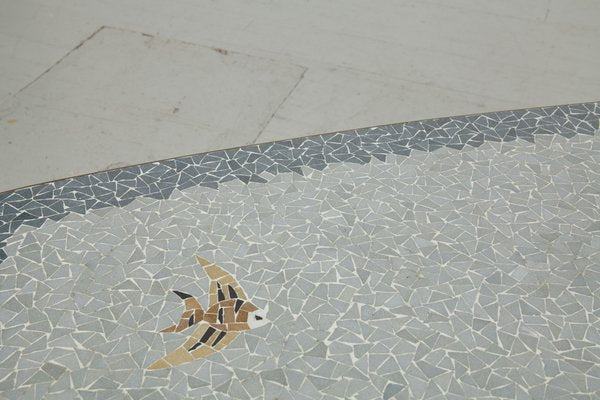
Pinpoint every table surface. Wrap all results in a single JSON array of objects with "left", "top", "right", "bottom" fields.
[{"left": 1, "top": 102, "right": 599, "bottom": 399}]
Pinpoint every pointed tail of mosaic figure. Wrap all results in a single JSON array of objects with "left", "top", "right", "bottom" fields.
[{"left": 159, "top": 290, "right": 204, "bottom": 333}]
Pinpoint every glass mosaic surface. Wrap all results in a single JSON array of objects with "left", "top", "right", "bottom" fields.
[{"left": 1, "top": 102, "right": 599, "bottom": 399}]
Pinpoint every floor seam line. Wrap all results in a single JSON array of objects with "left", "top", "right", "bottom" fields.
[
  {"left": 252, "top": 66, "right": 308, "bottom": 144},
  {"left": 13, "top": 25, "right": 107, "bottom": 96}
]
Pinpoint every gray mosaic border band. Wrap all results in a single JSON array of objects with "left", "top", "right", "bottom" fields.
[{"left": 1, "top": 101, "right": 599, "bottom": 263}]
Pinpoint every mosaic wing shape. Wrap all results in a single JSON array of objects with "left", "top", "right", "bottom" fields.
[
  {"left": 159, "top": 290, "right": 204, "bottom": 333},
  {"left": 196, "top": 256, "right": 247, "bottom": 306},
  {"left": 147, "top": 322, "right": 239, "bottom": 370}
]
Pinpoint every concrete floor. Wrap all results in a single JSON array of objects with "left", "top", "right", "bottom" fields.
[{"left": 0, "top": 0, "right": 599, "bottom": 193}]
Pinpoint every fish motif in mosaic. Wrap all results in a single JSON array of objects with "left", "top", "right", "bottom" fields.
[{"left": 148, "top": 256, "right": 268, "bottom": 369}]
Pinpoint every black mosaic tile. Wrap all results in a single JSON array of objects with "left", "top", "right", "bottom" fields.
[{"left": 0, "top": 102, "right": 598, "bottom": 263}]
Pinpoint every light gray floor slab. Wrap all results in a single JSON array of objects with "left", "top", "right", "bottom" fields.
[
  {"left": 1, "top": 0, "right": 599, "bottom": 190},
  {"left": 257, "top": 67, "right": 514, "bottom": 142},
  {"left": 0, "top": 27, "right": 305, "bottom": 192}
]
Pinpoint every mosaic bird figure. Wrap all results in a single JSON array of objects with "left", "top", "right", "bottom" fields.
[{"left": 147, "top": 256, "right": 268, "bottom": 370}]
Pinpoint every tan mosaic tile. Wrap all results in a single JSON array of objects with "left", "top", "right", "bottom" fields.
[{"left": 148, "top": 256, "right": 268, "bottom": 369}]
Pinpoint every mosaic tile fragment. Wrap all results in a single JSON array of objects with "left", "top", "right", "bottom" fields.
[
  {"left": 1, "top": 102, "right": 598, "bottom": 263},
  {"left": 0, "top": 103, "right": 599, "bottom": 399}
]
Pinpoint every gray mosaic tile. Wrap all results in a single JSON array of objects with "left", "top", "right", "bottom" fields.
[
  {"left": 1, "top": 102, "right": 599, "bottom": 265},
  {"left": 1, "top": 104, "right": 600, "bottom": 399}
]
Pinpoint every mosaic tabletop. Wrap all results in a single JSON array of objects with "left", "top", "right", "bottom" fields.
[{"left": 1, "top": 102, "right": 600, "bottom": 400}]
